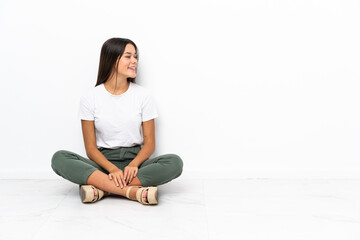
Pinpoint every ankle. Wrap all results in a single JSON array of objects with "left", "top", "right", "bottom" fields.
[{"left": 128, "top": 186, "right": 140, "bottom": 200}]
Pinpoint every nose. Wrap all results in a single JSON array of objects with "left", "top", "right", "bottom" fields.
[{"left": 131, "top": 56, "right": 138, "bottom": 64}]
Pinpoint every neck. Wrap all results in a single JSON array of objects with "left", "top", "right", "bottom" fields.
[{"left": 104, "top": 73, "right": 130, "bottom": 95}]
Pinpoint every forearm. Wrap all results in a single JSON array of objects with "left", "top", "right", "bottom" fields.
[
  {"left": 87, "top": 149, "right": 119, "bottom": 172},
  {"left": 130, "top": 142, "right": 155, "bottom": 167}
]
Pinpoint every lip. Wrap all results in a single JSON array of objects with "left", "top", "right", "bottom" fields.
[{"left": 128, "top": 67, "right": 136, "bottom": 71}]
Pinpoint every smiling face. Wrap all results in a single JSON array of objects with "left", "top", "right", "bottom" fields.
[{"left": 114, "top": 43, "right": 138, "bottom": 79}]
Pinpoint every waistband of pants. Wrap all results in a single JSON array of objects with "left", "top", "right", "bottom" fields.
[{"left": 97, "top": 145, "right": 141, "bottom": 151}]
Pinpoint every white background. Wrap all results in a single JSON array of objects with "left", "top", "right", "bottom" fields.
[{"left": 0, "top": 0, "right": 359, "bottom": 179}]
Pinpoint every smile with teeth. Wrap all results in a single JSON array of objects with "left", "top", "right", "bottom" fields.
[{"left": 128, "top": 67, "right": 136, "bottom": 71}]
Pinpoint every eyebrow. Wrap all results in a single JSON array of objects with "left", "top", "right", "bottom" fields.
[{"left": 124, "top": 52, "right": 136, "bottom": 55}]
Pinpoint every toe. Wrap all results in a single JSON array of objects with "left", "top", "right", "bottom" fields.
[
  {"left": 143, "top": 189, "right": 149, "bottom": 203},
  {"left": 92, "top": 187, "right": 98, "bottom": 201}
]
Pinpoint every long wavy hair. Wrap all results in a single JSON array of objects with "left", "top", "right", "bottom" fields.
[{"left": 95, "top": 38, "right": 138, "bottom": 87}]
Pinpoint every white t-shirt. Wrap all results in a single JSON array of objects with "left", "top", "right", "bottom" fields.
[{"left": 78, "top": 82, "right": 158, "bottom": 149}]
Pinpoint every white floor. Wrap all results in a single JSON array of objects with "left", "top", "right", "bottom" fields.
[{"left": 1, "top": 178, "right": 360, "bottom": 240}]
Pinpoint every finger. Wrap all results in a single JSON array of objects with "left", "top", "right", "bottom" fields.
[
  {"left": 123, "top": 168, "right": 128, "bottom": 182},
  {"left": 131, "top": 170, "right": 136, "bottom": 181},
  {"left": 120, "top": 173, "right": 127, "bottom": 187},
  {"left": 114, "top": 176, "right": 120, "bottom": 187},
  {"left": 109, "top": 174, "right": 112, "bottom": 180},
  {"left": 117, "top": 174, "right": 124, "bottom": 188},
  {"left": 134, "top": 168, "right": 138, "bottom": 178},
  {"left": 127, "top": 177, "right": 132, "bottom": 185},
  {"left": 128, "top": 172, "right": 134, "bottom": 184},
  {"left": 119, "top": 170, "right": 126, "bottom": 186},
  {"left": 122, "top": 174, "right": 128, "bottom": 187}
]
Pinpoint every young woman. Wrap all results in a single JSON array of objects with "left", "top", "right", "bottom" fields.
[{"left": 51, "top": 38, "right": 183, "bottom": 205}]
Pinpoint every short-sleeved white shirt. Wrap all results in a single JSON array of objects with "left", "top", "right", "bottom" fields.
[{"left": 78, "top": 82, "right": 158, "bottom": 149}]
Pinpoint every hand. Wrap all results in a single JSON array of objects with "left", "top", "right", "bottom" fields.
[
  {"left": 108, "top": 169, "right": 126, "bottom": 188},
  {"left": 123, "top": 164, "right": 139, "bottom": 185}
]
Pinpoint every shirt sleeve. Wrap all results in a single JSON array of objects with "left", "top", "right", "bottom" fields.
[
  {"left": 78, "top": 91, "right": 95, "bottom": 121},
  {"left": 141, "top": 93, "right": 158, "bottom": 122}
]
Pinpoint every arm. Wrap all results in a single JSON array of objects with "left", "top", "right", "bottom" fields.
[
  {"left": 123, "top": 119, "right": 156, "bottom": 184},
  {"left": 82, "top": 120, "right": 128, "bottom": 188},
  {"left": 81, "top": 120, "right": 119, "bottom": 172},
  {"left": 130, "top": 119, "right": 156, "bottom": 167}
]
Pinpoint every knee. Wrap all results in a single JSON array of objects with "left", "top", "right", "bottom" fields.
[
  {"left": 166, "top": 154, "right": 183, "bottom": 176},
  {"left": 51, "top": 150, "right": 68, "bottom": 172}
]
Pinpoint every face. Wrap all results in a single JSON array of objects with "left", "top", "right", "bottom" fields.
[{"left": 115, "top": 44, "right": 138, "bottom": 79}]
